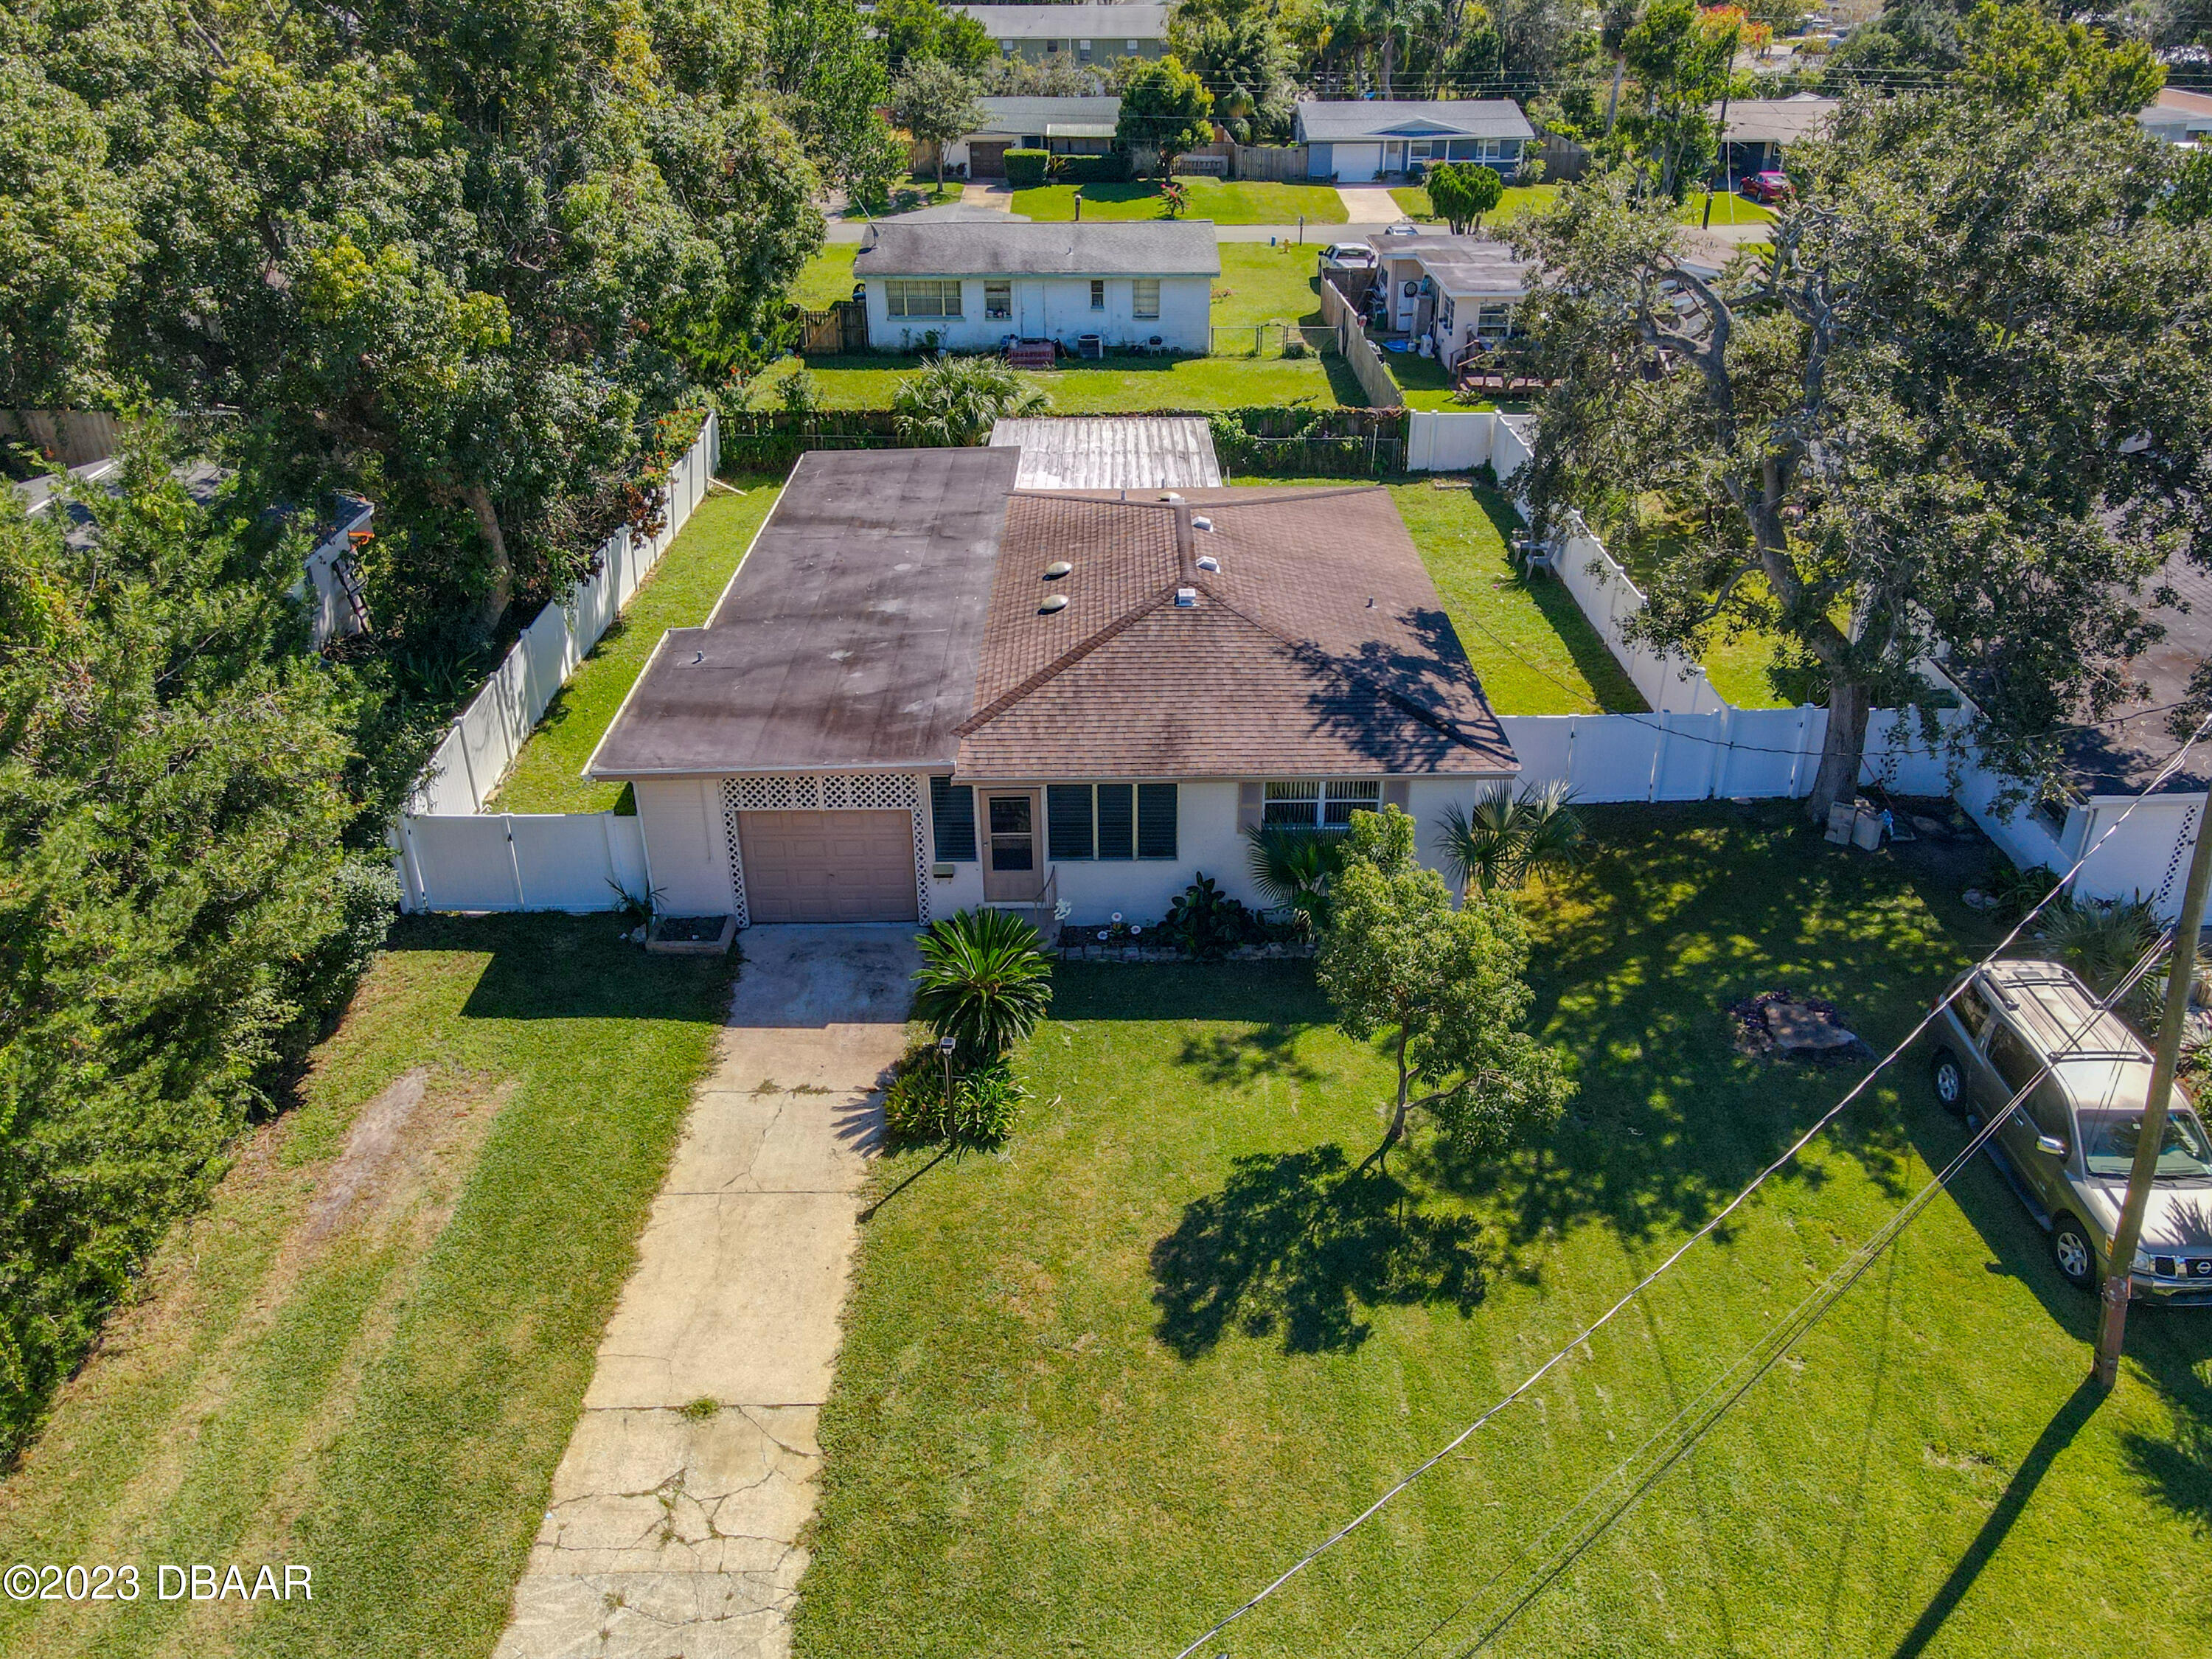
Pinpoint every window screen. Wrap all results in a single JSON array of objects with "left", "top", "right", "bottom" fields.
[
  {"left": 1090, "top": 279, "right": 1106, "bottom": 310},
  {"left": 1475, "top": 302, "right": 1512, "bottom": 338},
  {"left": 984, "top": 280, "right": 1012, "bottom": 320},
  {"left": 1137, "top": 783, "right": 1178, "bottom": 858},
  {"left": 1323, "top": 780, "right": 1382, "bottom": 826},
  {"left": 930, "top": 776, "right": 975, "bottom": 862},
  {"left": 1262, "top": 780, "right": 1320, "bottom": 827},
  {"left": 887, "top": 279, "right": 961, "bottom": 318},
  {"left": 1048, "top": 785, "right": 1094, "bottom": 860},
  {"left": 1132, "top": 278, "right": 1161, "bottom": 319},
  {"left": 1096, "top": 783, "right": 1135, "bottom": 860}
]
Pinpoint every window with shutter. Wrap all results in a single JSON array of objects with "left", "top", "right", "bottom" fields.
[
  {"left": 1096, "top": 783, "right": 1135, "bottom": 859},
  {"left": 930, "top": 776, "right": 976, "bottom": 861},
  {"left": 1136, "top": 783, "right": 1177, "bottom": 858},
  {"left": 1048, "top": 784, "right": 1094, "bottom": 860}
]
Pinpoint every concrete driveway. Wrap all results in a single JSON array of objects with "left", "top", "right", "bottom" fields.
[{"left": 494, "top": 926, "right": 919, "bottom": 1659}]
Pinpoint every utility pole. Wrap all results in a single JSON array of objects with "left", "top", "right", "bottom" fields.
[
  {"left": 1703, "top": 24, "right": 1741, "bottom": 232},
  {"left": 2093, "top": 807, "right": 2212, "bottom": 1389}
]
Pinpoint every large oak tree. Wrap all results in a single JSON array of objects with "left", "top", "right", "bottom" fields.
[{"left": 1510, "top": 10, "right": 2212, "bottom": 819}]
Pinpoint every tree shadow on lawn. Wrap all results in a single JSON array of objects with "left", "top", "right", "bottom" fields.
[
  {"left": 1150, "top": 1143, "right": 1487, "bottom": 1357},
  {"left": 1441, "top": 804, "right": 1956, "bottom": 1255},
  {"left": 380, "top": 914, "right": 736, "bottom": 1021},
  {"left": 1899, "top": 1090, "right": 2212, "bottom": 1564}
]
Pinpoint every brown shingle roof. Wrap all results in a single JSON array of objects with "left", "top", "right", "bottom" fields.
[{"left": 956, "top": 485, "right": 1517, "bottom": 779}]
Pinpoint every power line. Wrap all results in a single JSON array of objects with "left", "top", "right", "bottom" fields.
[
  {"left": 1166, "top": 712, "right": 2212, "bottom": 1659},
  {"left": 1410, "top": 919, "right": 2178, "bottom": 1658}
]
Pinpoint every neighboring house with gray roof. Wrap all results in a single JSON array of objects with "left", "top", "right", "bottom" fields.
[
  {"left": 1714, "top": 94, "right": 1840, "bottom": 175},
  {"left": 925, "top": 95, "right": 1121, "bottom": 179},
  {"left": 1294, "top": 100, "right": 1536, "bottom": 181},
  {"left": 584, "top": 446, "right": 1518, "bottom": 928},
  {"left": 1363, "top": 229, "right": 1536, "bottom": 364},
  {"left": 954, "top": 4, "right": 1167, "bottom": 62},
  {"left": 853, "top": 220, "right": 1219, "bottom": 352}
]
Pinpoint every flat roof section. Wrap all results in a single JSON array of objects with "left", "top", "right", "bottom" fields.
[
  {"left": 585, "top": 448, "right": 1019, "bottom": 777},
  {"left": 989, "top": 417, "right": 1222, "bottom": 490}
]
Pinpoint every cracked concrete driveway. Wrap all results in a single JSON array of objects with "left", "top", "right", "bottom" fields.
[{"left": 493, "top": 925, "right": 918, "bottom": 1659}]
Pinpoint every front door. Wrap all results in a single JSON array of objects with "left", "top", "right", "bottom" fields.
[
  {"left": 1017, "top": 281, "right": 1047, "bottom": 338},
  {"left": 983, "top": 791, "right": 1043, "bottom": 902}
]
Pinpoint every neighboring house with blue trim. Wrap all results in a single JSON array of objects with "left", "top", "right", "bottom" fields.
[{"left": 1294, "top": 100, "right": 1536, "bottom": 183}]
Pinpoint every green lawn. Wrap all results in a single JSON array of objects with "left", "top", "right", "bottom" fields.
[
  {"left": 1382, "top": 477, "right": 1644, "bottom": 714},
  {"left": 757, "top": 350, "right": 1352, "bottom": 412},
  {"left": 0, "top": 917, "right": 737, "bottom": 1659},
  {"left": 842, "top": 179, "right": 961, "bottom": 218},
  {"left": 1382, "top": 344, "right": 1481, "bottom": 411},
  {"left": 1208, "top": 242, "right": 1329, "bottom": 330},
  {"left": 1012, "top": 177, "right": 1347, "bottom": 225},
  {"left": 1383, "top": 184, "right": 1773, "bottom": 232},
  {"left": 1388, "top": 183, "right": 1561, "bottom": 225},
  {"left": 489, "top": 479, "right": 787, "bottom": 815},
  {"left": 796, "top": 803, "right": 2212, "bottom": 1659},
  {"left": 793, "top": 244, "right": 858, "bottom": 310}
]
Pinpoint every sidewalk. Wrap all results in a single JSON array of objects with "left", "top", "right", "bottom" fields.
[{"left": 492, "top": 926, "right": 919, "bottom": 1659}]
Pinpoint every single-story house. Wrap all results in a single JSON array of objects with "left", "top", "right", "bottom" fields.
[
  {"left": 1363, "top": 230, "right": 1534, "bottom": 364},
  {"left": 954, "top": 4, "right": 1167, "bottom": 63},
  {"left": 2138, "top": 87, "right": 2212, "bottom": 147},
  {"left": 923, "top": 96, "right": 1121, "bottom": 178},
  {"left": 1713, "top": 94, "right": 1840, "bottom": 176},
  {"left": 1294, "top": 100, "right": 1535, "bottom": 182},
  {"left": 852, "top": 219, "right": 1217, "bottom": 353},
  {"left": 582, "top": 448, "right": 1520, "bottom": 928}
]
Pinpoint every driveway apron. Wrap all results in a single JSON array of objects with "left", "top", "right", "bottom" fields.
[{"left": 493, "top": 925, "right": 918, "bottom": 1659}]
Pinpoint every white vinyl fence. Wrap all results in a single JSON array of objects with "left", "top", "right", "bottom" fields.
[
  {"left": 406, "top": 413, "right": 720, "bottom": 818},
  {"left": 1409, "top": 408, "right": 2209, "bottom": 914},
  {"left": 393, "top": 414, "right": 721, "bottom": 912}
]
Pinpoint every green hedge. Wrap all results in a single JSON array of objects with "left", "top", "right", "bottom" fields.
[
  {"left": 1050, "top": 151, "right": 1130, "bottom": 184},
  {"left": 1004, "top": 148, "right": 1050, "bottom": 188}
]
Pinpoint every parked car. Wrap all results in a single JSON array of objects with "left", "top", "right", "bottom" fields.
[
  {"left": 1321, "top": 242, "right": 1375, "bottom": 268},
  {"left": 1380, "top": 220, "right": 1422, "bottom": 237},
  {"left": 1742, "top": 170, "right": 1792, "bottom": 204},
  {"left": 1930, "top": 959, "right": 2212, "bottom": 1301}
]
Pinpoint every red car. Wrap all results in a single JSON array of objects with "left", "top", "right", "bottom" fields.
[{"left": 1742, "top": 170, "right": 1792, "bottom": 205}]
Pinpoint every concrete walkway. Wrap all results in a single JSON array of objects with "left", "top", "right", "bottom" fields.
[{"left": 493, "top": 927, "right": 919, "bottom": 1659}]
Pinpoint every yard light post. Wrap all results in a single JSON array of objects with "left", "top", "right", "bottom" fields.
[
  {"left": 2093, "top": 810, "right": 2212, "bottom": 1390},
  {"left": 938, "top": 1034, "right": 958, "bottom": 1119}
]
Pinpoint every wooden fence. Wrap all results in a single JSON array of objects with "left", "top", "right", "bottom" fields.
[
  {"left": 1, "top": 408, "right": 125, "bottom": 467},
  {"left": 1230, "top": 142, "right": 1312, "bottom": 182},
  {"left": 1318, "top": 268, "right": 1403, "bottom": 409},
  {"left": 792, "top": 300, "right": 868, "bottom": 356}
]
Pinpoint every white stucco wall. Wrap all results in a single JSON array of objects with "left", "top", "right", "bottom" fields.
[
  {"left": 633, "top": 776, "right": 737, "bottom": 916},
  {"left": 865, "top": 275, "right": 1209, "bottom": 353}
]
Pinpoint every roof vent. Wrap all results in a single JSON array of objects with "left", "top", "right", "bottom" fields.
[
  {"left": 1162, "top": 492, "right": 1184, "bottom": 503},
  {"left": 1043, "top": 560, "right": 1073, "bottom": 579},
  {"left": 1195, "top": 554, "right": 1220, "bottom": 573},
  {"left": 1040, "top": 594, "right": 1069, "bottom": 613},
  {"left": 1192, "top": 515, "right": 1214, "bottom": 532},
  {"left": 1175, "top": 586, "right": 1197, "bottom": 608}
]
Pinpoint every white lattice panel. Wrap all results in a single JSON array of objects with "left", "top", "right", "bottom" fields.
[{"left": 719, "top": 779, "right": 751, "bottom": 928}]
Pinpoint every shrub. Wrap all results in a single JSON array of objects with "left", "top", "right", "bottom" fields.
[
  {"left": 276, "top": 855, "right": 401, "bottom": 1061},
  {"left": 1244, "top": 824, "right": 1346, "bottom": 930},
  {"left": 1049, "top": 151, "right": 1130, "bottom": 184},
  {"left": 911, "top": 907, "right": 1054, "bottom": 1063},
  {"left": 893, "top": 354, "right": 1050, "bottom": 447},
  {"left": 1004, "top": 147, "right": 1050, "bottom": 188},
  {"left": 1164, "top": 874, "right": 1254, "bottom": 961},
  {"left": 2036, "top": 893, "right": 2164, "bottom": 1022},
  {"left": 776, "top": 367, "right": 821, "bottom": 415},
  {"left": 882, "top": 1042, "right": 1026, "bottom": 1147}
]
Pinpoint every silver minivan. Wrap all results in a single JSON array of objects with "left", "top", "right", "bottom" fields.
[{"left": 1930, "top": 959, "right": 2212, "bottom": 1302}]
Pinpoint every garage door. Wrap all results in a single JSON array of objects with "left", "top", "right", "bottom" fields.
[
  {"left": 738, "top": 810, "right": 918, "bottom": 925},
  {"left": 970, "top": 140, "right": 1009, "bottom": 178}
]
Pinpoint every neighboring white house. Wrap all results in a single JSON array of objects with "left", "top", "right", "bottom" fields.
[
  {"left": 1294, "top": 100, "right": 1535, "bottom": 181},
  {"left": 2138, "top": 87, "right": 2212, "bottom": 147},
  {"left": 852, "top": 220, "right": 1218, "bottom": 354},
  {"left": 953, "top": 4, "right": 1168, "bottom": 63},
  {"left": 1363, "top": 229, "right": 1534, "bottom": 364},
  {"left": 927, "top": 95, "right": 1121, "bottom": 178}
]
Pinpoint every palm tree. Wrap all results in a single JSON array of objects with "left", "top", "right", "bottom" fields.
[
  {"left": 1244, "top": 823, "right": 1349, "bottom": 929},
  {"left": 891, "top": 355, "right": 1050, "bottom": 447},
  {"left": 911, "top": 908, "right": 1055, "bottom": 1063},
  {"left": 1437, "top": 781, "right": 1588, "bottom": 899}
]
